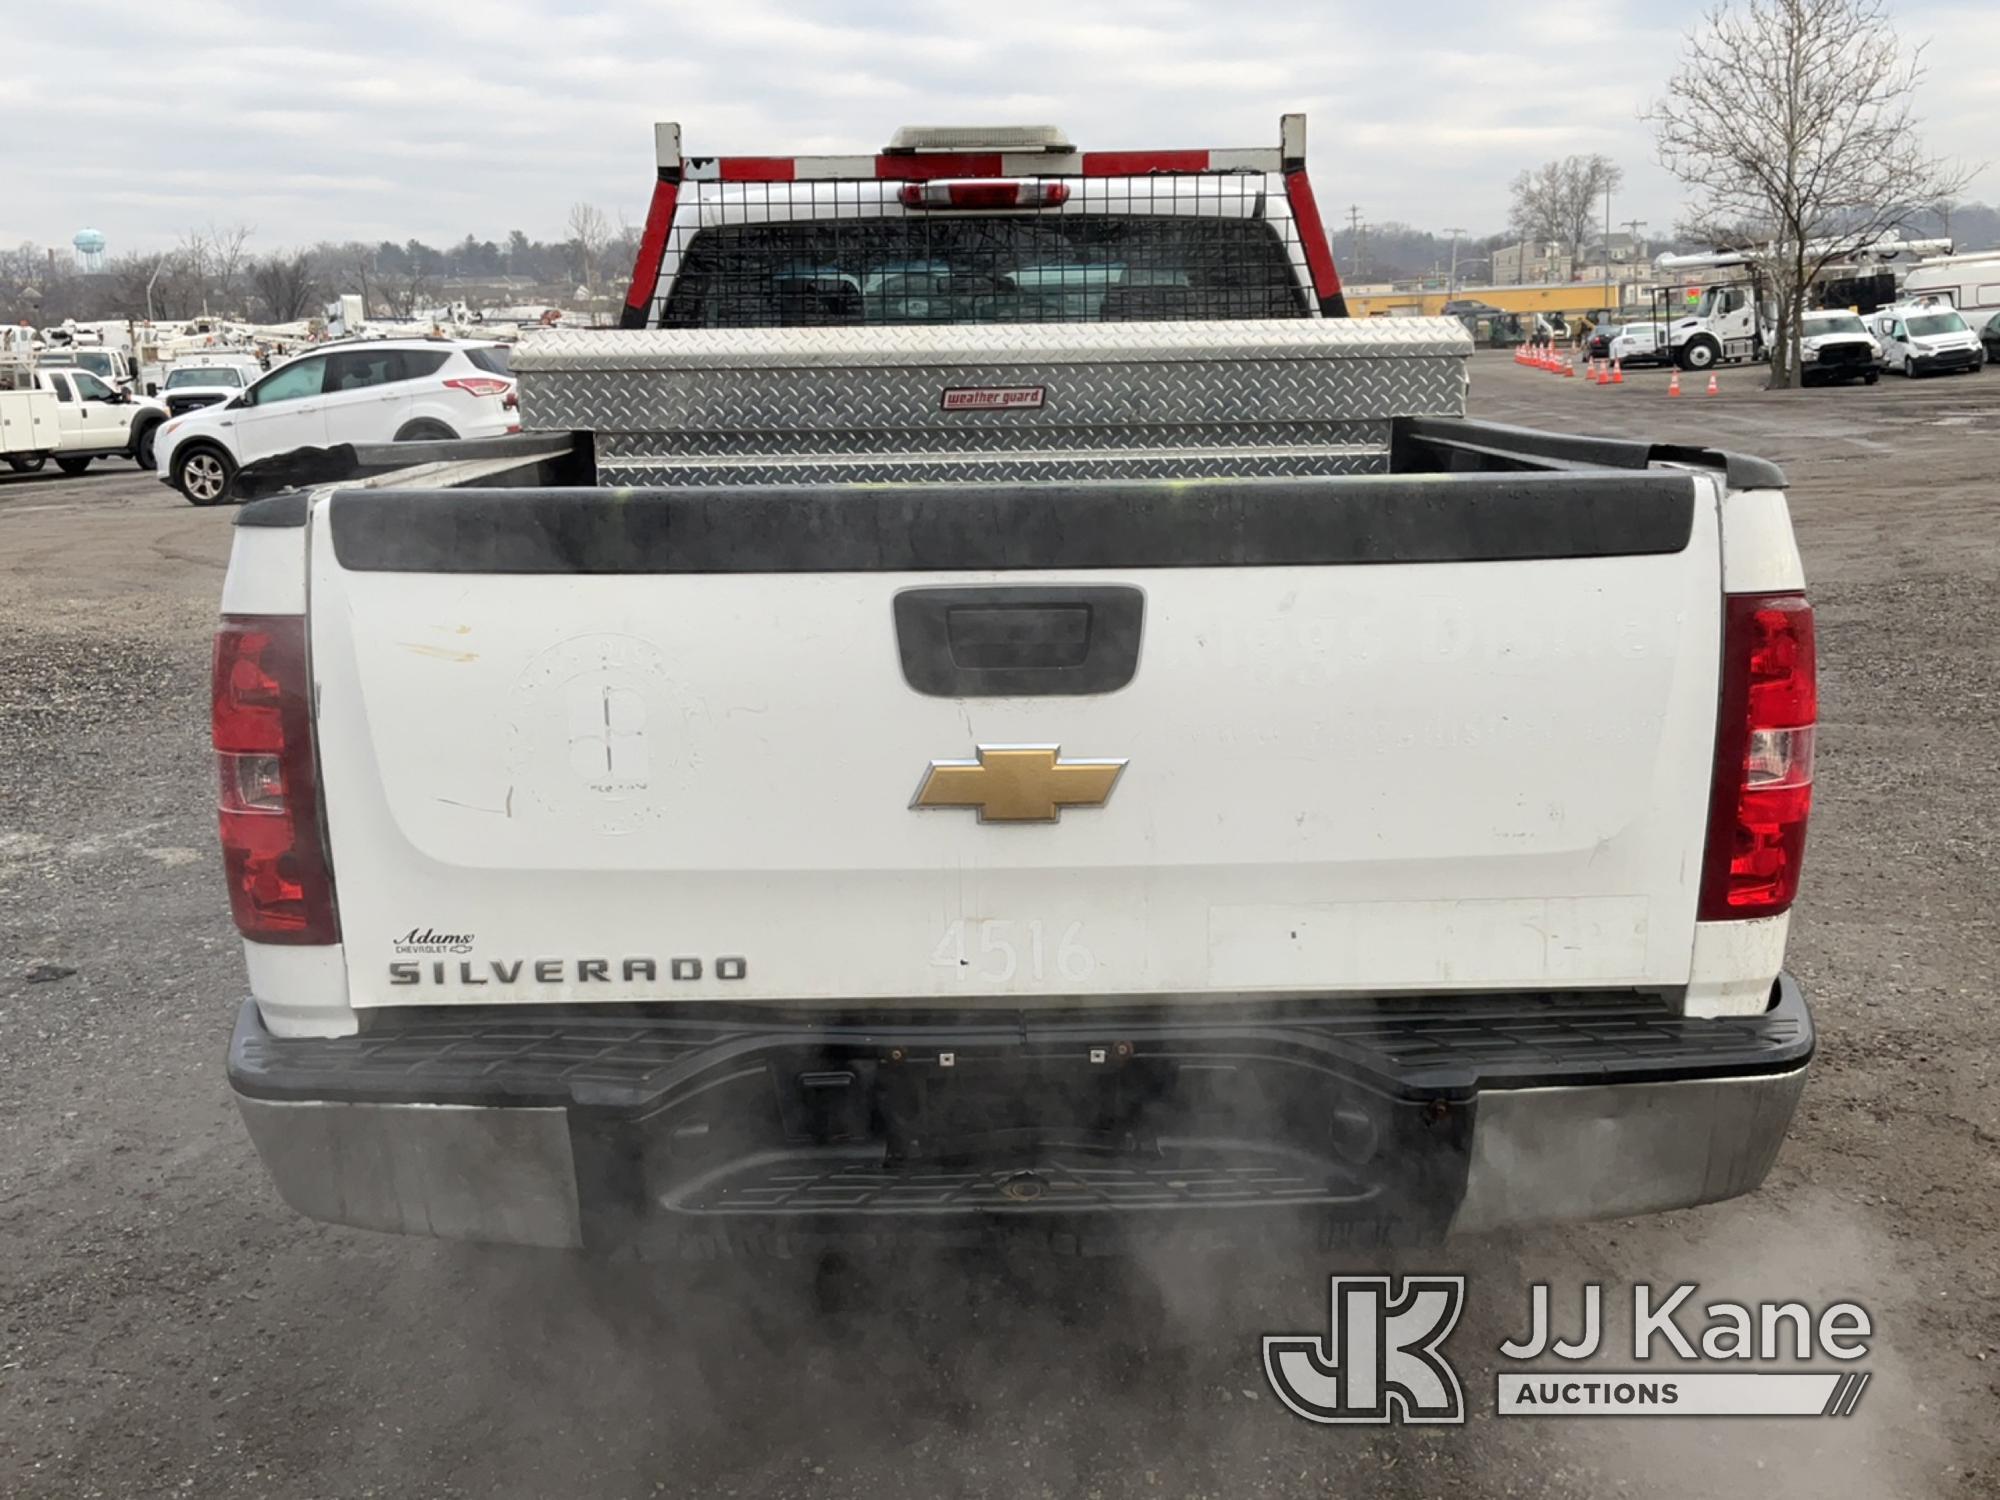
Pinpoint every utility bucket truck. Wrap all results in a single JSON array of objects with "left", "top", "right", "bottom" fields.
[{"left": 1651, "top": 235, "right": 1952, "bottom": 372}]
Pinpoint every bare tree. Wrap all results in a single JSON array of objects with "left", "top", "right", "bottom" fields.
[
  {"left": 1647, "top": 0, "right": 1974, "bottom": 387},
  {"left": 309, "top": 240, "right": 380, "bottom": 316},
  {"left": 176, "top": 227, "right": 214, "bottom": 314},
  {"left": 567, "top": 201, "right": 610, "bottom": 291},
  {"left": 1508, "top": 156, "right": 1624, "bottom": 266},
  {"left": 251, "top": 253, "right": 320, "bottom": 322},
  {"left": 605, "top": 210, "right": 642, "bottom": 292},
  {"left": 207, "top": 222, "right": 256, "bottom": 313},
  {"left": 375, "top": 263, "right": 433, "bottom": 320}
]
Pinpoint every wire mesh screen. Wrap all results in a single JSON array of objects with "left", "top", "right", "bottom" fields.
[{"left": 647, "top": 175, "right": 1313, "bottom": 329}]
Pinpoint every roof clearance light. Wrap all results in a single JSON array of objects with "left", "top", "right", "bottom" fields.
[
  {"left": 898, "top": 180, "right": 1070, "bottom": 211},
  {"left": 887, "top": 125, "right": 1072, "bottom": 153}
]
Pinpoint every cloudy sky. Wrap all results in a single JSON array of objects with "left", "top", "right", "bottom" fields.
[{"left": 4, "top": 0, "right": 1993, "bottom": 258}]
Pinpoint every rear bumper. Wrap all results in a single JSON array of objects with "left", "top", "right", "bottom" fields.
[{"left": 228, "top": 978, "right": 1813, "bottom": 1252}]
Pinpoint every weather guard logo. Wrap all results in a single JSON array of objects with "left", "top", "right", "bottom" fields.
[{"left": 1263, "top": 1276, "right": 1466, "bottom": 1425}]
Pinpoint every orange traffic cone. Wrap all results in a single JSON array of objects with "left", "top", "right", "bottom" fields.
[
  {"left": 1706, "top": 372, "right": 1719, "bottom": 396},
  {"left": 1563, "top": 355, "right": 1575, "bottom": 378},
  {"left": 1668, "top": 369, "right": 1682, "bottom": 397},
  {"left": 1594, "top": 360, "right": 1608, "bottom": 386},
  {"left": 1611, "top": 359, "right": 1624, "bottom": 385}
]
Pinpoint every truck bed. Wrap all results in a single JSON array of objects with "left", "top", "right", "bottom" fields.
[{"left": 234, "top": 406, "right": 1779, "bottom": 1021}]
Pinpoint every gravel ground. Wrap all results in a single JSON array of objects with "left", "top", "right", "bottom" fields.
[{"left": 1, "top": 360, "right": 1996, "bottom": 1498}]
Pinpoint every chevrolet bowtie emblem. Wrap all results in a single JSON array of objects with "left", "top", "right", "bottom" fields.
[{"left": 912, "top": 744, "right": 1127, "bottom": 824}]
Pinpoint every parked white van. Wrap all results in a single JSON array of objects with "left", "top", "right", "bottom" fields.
[{"left": 1871, "top": 301, "right": 1985, "bottom": 377}]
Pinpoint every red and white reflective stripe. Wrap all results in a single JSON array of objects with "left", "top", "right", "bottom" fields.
[
  {"left": 1282, "top": 167, "right": 1345, "bottom": 311},
  {"left": 682, "top": 147, "right": 1285, "bottom": 182},
  {"left": 621, "top": 175, "right": 681, "bottom": 320}
]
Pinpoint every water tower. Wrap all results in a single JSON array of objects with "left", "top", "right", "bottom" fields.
[{"left": 73, "top": 228, "right": 106, "bottom": 273}]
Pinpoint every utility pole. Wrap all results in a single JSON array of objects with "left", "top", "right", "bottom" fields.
[
  {"left": 1443, "top": 227, "right": 1465, "bottom": 297},
  {"left": 1603, "top": 181, "right": 1613, "bottom": 315},
  {"left": 1619, "top": 219, "right": 1646, "bottom": 318},
  {"left": 1346, "top": 205, "right": 1364, "bottom": 281}
]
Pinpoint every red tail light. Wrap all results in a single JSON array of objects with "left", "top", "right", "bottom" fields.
[
  {"left": 442, "top": 376, "right": 512, "bottom": 398},
  {"left": 1698, "top": 593, "right": 1815, "bottom": 920},
  {"left": 898, "top": 180, "right": 1070, "bottom": 211},
  {"left": 212, "top": 616, "right": 338, "bottom": 943}
]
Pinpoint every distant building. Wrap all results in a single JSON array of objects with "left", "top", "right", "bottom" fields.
[
  {"left": 1582, "top": 230, "right": 1649, "bottom": 266},
  {"left": 1492, "top": 240, "right": 1574, "bottom": 285}
]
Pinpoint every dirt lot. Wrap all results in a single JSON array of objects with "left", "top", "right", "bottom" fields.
[{"left": 2, "top": 359, "right": 1996, "bottom": 1498}]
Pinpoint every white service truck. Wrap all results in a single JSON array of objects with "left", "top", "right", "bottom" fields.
[
  {"left": 215, "top": 117, "right": 1817, "bottom": 1255},
  {"left": 1, "top": 359, "right": 169, "bottom": 473}
]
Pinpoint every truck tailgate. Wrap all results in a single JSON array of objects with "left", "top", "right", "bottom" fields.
[{"left": 307, "top": 472, "right": 1722, "bottom": 1010}]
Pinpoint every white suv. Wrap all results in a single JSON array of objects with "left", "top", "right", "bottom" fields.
[{"left": 156, "top": 337, "right": 518, "bottom": 505}]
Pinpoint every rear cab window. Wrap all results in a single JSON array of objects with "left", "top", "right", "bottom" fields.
[
  {"left": 463, "top": 346, "right": 511, "bottom": 375},
  {"left": 661, "top": 216, "right": 1311, "bottom": 328}
]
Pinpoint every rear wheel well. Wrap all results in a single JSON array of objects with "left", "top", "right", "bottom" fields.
[{"left": 393, "top": 418, "right": 458, "bottom": 442}]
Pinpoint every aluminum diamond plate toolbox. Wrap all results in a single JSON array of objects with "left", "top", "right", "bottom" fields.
[{"left": 511, "top": 318, "right": 1471, "bottom": 486}]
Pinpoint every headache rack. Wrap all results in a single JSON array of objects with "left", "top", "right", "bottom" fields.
[{"left": 619, "top": 114, "right": 1347, "bottom": 330}]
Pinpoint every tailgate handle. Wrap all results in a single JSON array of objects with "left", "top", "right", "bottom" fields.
[{"left": 894, "top": 585, "right": 1144, "bottom": 697}]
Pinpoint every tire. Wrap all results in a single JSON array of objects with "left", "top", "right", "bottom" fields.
[
  {"left": 1902, "top": 357, "right": 1916, "bottom": 378},
  {"left": 6, "top": 454, "right": 47, "bottom": 474},
  {"left": 1863, "top": 369, "right": 1879, "bottom": 385},
  {"left": 134, "top": 420, "right": 161, "bottom": 470},
  {"left": 55, "top": 456, "right": 92, "bottom": 476},
  {"left": 173, "top": 443, "right": 235, "bottom": 506},
  {"left": 393, "top": 419, "right": 458, "bottom": 443},
  {"left": 1679, "top": 339, "right": 1719, "bottom": 372}
]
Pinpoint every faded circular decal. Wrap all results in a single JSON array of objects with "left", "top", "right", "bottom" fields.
[{"left": 506, "top": 633, "right": 697, "bottom": 835}]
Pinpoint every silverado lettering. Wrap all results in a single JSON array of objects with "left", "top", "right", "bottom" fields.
[{"left": 386, "top": 957, "right": 745, "bottom": 985}]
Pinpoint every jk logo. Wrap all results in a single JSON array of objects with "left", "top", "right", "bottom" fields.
[{"left": 1263, "top": 1276, "right": 1466, "bottom": 1425}]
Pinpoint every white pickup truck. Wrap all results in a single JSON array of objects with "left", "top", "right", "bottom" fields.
[
  {"left": 1, "top": 363, "right": 169, "bottom": 474},
  {"left": 217, "top": 118, "right": 1816, "bottom": 1255}
]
